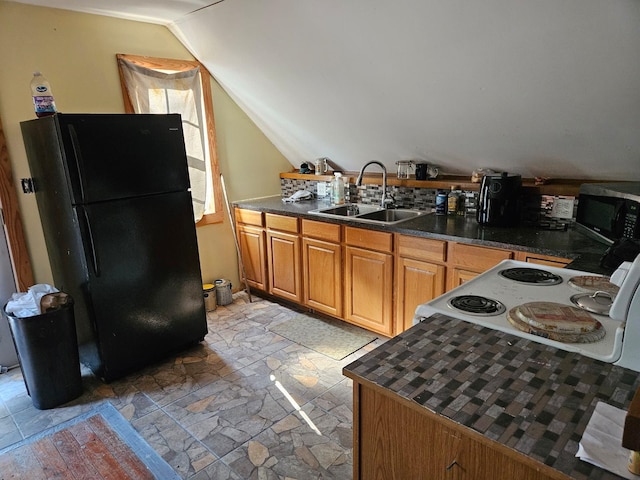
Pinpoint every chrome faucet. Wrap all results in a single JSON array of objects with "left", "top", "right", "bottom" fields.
[{"left": 355, "top": 161, "right": 390, "bottom": 208}]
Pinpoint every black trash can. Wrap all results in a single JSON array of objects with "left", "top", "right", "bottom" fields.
[{"left": 4, "top": 296, "right": 82, "bottom": 409}]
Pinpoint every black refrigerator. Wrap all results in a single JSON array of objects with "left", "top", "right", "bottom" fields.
[{"left": 20, "top": 113, "right": 208, "bottom": 382}]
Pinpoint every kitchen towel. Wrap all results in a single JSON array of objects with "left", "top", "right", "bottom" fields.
[{"left": 576, "top": 401, "right": 634, "bottom": 479}]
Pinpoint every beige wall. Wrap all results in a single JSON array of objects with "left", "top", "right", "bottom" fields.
[{"left": 0, "top": 1, "right": 290, "bottom": 289}]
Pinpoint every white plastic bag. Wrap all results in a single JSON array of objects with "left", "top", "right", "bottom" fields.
[{"left": 5, "top": 284, "right": 59, "bottom": 317}]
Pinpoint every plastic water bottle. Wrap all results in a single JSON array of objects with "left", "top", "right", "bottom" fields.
[
  {"left": 331, "top": 172, "right": 345, "bottom": 205},
  {"left": 30, "top": 72, "right": 57, "bottom": 117}
]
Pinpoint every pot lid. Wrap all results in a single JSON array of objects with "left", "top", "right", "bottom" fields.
[
  {"left": 570, "top": 291, "right": 614, "bottom": 316},
  {"left": 568, "top": 275, "right": 619, "bottom": 296}
]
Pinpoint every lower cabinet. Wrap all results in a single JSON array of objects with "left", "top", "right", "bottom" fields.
[
  {"left": 395, "top": 235, "right": 447, "bottom": 334},
  {"left": 353, "top": 381, "right": 566, "bottom": 480},
  {"left": 395, "top": 257, "right": 446, "bottom": 334},
  {"left": 236, "top": 208, "right": 575, "bottom": 336},
  {"left": 266, "top": 214, "right": 302, "bottom": 303},
  {"left": 302, "top": 220, "right": 343, "bottom": 317},
  {"left": 345, "top": 227, "right": 394, "bottom": 336},
  {"left": 447, "top": 242, "right": 513, "bottom": 290},
  {"left": 236, "top": 209, "right": 268, "bottom": 291}
]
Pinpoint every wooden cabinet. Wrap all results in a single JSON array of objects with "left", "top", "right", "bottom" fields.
[
  {"left": 515, "top": 251, "right": 571, "bottom": 267},
  {"left": 395, "top": 235, "right": 446, "bottom": 334},
  {"left": 301, "top": 219, "right": 343, "bottom": 317},
  {"left": 353, "top": 381, "right": 566, "bottom": 480},
  {"left": 266, "top": 213, "right": 302, "bottom": 303},
  {"left": 344, "top": 227, "right": 394, "bottom": 336},
  {"left": 235, "top": 208, "right": 267, "bottom": 291},
  {"left": 447, "top": 242, "right": 513, "bottom": 290},
  {"left": 235, "top": 207, "right": 578, "bottom": 336}
]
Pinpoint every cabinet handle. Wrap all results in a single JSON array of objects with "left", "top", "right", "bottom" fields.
[{"left": 446, "top": 460, "right": 458, "bottom": 471}]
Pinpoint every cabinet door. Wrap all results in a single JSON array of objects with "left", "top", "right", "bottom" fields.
[
  {"left": 449, "top": 267, "right": 481, "bottom": 290},
  {"left": 345, "top": 245, "right": 393, "bottom": 336},
  {"left": 458, "top": 436, "right": 559, "bottom": 480},
  {"left": 267, "top": 230, "right": 302, "bottom": 303},
  {"left": 237, "top": 224, "right": 267, "bottom": 290},
  {"left": 396, "top": 257, "right": 446, "bottom": 334},
  {"left": 356, "top": 382, "right": 561, "bottom": 480},
  {"left": 302, "top": 237, "right": 342, "bottom": 317},
  {"left": 358, "top": 382, "right": 464, "bottom": 480}
]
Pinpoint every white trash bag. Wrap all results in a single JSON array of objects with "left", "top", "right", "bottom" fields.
[{"left": 5, "top": 284, "right": 59, "bottom": 318}]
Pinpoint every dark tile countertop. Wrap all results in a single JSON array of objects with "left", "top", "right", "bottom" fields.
[
  {"left": 343, "top": 314, "right": 640, "bottom": 479},
  {"left": 233, "top": 196, "right": 610, "bottom": 274}
]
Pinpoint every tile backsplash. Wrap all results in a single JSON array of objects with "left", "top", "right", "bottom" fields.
[{"left": 281, "top": 178, "right": 575, "bottom": 229}]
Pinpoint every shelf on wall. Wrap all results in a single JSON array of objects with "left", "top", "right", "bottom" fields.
[{"left": 280, "top": 171, "right": 602, "bottom": 197}]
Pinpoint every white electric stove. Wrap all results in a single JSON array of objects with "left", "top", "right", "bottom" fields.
[{"left": 414, "top": 255, "right": 640, "bottom": 372}]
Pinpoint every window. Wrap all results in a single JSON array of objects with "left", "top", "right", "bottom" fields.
[{"left": 116, "top": 54, "right": 223, "bottom": 225}]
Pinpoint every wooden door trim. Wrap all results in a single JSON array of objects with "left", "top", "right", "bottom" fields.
[{"left": 0, "top": 115, "right": 34, "bottom": 291}]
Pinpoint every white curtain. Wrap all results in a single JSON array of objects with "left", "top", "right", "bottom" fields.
[{"left": 119, "top": 58, "right": 212, "bottom": 222}]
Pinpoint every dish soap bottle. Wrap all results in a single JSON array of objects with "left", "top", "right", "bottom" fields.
[
  {"left": 331, "top": 172, "right": 345, "bottom": 205},
  {"left": 30, "top": 71, "right": 57, "bottom": 118}
]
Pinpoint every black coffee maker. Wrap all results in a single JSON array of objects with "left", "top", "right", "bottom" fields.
[{"left": 476, "top": 172, "right": 522, "bottom": 226}]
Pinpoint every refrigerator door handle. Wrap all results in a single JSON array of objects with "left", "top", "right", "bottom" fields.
[
  {"left": 81, "top": 207, "right": 101, "bottom": 277},
  {"left": 67, "top": 124, "right": 87, "bottom": 203}
]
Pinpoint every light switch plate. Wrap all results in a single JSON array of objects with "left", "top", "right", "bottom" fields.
[
  {"left": 551, "top": 197, "right": 575, "bottom": 219},
  {"left": 317, "top": 182, "right": 327, "bottom": 197}
]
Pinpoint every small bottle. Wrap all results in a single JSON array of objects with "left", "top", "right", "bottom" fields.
[
  {"left": 448, "top": 186, "right": 459, "bottom": 215},
  {"left": 457, "top": 191, "right": 467, "bottom": 216},
  {"left": 331, "top": 172, "right": 345, "bottom": 205},
  {"left": 435, "top": 190, "right": 448, "bottom": 215},
  {"left": 30, "top": 71, "right": 57, "bottom": 118}
]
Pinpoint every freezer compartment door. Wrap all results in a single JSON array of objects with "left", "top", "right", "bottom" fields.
[
  {"left": 78, "top": 191, "right": 207, "bottom": 380},
  {"left": 59, "top": 114, "right": 191, "bottom": 204}
]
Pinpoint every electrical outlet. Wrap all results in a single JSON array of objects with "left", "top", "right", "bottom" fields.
[
  {"left": 21, "top": 178, "right": 34, "bottom": 194},
  {"left": 551, "top": 197, "right": 574, "bottom": 219},
  {"left": 317, "top": 182, "right": 327, "bottom": 197}
]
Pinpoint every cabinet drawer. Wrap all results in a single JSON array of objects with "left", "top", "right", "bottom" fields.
[
  {"left": 266, "top": 213, "right": 299, "bottom": 233},
  {"left": 302, "top": 219, "right": 341, "bottom": 243},
  {"left": 345, "top": 226, "right": 393, "bottom": 253},
  {"left": 397, "top": 235, "right": 446, "bottom": 263},
  {"left": 235, "top": 208, "right": 263, "bottom": 227},
  {"left": 450, "top": 242, "right": 512, "bottom": 271},
  {"left": 515, "top": 251, "right": 571, "bottom": 267}
]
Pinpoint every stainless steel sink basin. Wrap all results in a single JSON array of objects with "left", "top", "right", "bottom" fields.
[
  {"left": 308, "top": 204, "right": 426, "bottom": 225},
  {"left": 357, "top": 209, "right": 424, "bottom": 223}
]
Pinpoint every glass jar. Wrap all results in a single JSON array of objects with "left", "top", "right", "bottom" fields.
[{"left": 396, "top": 160, "right": 413, "bottom": 179}]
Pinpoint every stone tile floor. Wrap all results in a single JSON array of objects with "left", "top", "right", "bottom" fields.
[{"left": 0, "top": 292, "right": 386, "bottom": 479}]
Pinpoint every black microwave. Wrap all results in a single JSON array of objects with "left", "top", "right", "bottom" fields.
[{"left": 576, "top": 182, "right": 640, "bottom": 245}]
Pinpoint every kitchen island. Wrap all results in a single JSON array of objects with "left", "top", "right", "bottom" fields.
[{"left": 343, "top": 313, "right": 640, "bottom": 480}]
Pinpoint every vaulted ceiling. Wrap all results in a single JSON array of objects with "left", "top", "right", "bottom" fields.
[{"left": 12, "top": 0, "right": 640, "bottom": 181}]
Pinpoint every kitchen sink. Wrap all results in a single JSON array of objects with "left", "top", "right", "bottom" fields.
[
  {"left": 308, "top": 204, "right": 426, "bottom": 225},
  {"left": 357, "top": 209, "right": 423, "bottom": 223}
]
